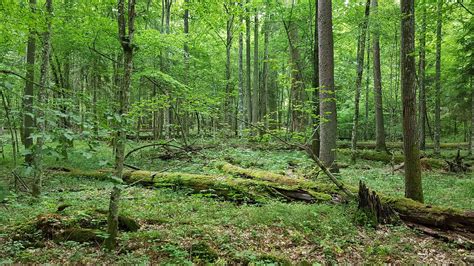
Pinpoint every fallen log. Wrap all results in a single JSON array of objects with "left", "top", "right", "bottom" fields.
[
  {"left": 338, "top": 149, "right": 447, "bottom": 170},
  {"left": 51, "top": 166, "right": 474, "bottom": 236}
]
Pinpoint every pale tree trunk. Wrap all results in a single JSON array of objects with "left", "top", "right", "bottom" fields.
[
  {"left": 433, "top": 0, "right": 442, "bottom": 156},
  {"left": 108, "top": 0, "right": 136, "bottom": 251},
  {"left": 371, "top": 0, "right": 387, "bottom": 152},
  {"left": 245, "top": 0, "right": 252, "bottom": 124},
  {"left": 418, "top": 0, "right": 427, "bottom": 150},
  {"left": 23, "top": 0, "right": 37, "bottom": 165},
  {"left": 32, "top": 0, "right": 53, "bottom": 197},
  {"left": 351, "top": 0, "right": 371, "bottom": 163},
  {"left": 318, "top": 0, "right": 337, "bottom": 170},
  {"left": 252, "top": 9, "right": 259, "bottom": 125},
  {"left": 224, "top": 3, "right": 234, "bottom": 128},
  {"left": 237, "top": 16, "right": 244, "bottom": 137},
  {"left": 261, "top": 19, "right": 269, "bottom": 128},
  {"left": 311, "top": 0, "right": 320, "bottom": 156},
  {"left": 364, "top": 33, "right": 370, "bottom": 141},
  {"left": 400, "top": 0, "right": 423, "bottom": 203}
]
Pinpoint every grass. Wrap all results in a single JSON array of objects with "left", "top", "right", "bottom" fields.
[{"left": 0, "top": 138, "right": 472, "bottom": 264}]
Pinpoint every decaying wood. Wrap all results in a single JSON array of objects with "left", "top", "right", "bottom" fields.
[
  {"left": 358, "top": 181, "right": 396, "bottom": 225},
  {"left": 51, "top": 164, "right": 474, "bottom": 237},
  {"left": 445, "top": 150, "right": 471, "bottom": 173}
]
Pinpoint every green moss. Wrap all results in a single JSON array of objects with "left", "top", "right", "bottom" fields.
[{"left": 56, "top": 228, "right": 103, "bottom": 243}]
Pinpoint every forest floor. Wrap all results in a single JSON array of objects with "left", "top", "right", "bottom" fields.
[{"left": 0, "top": 138, "right": 473, "bottom": 264}]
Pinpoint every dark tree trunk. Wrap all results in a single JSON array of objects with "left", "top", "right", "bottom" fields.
[
  {"left": 245, "top": 0, "right": 252, "bottom": 124},
  {"left": 311, "top": 0, "right": 320, "bottom": 156},
  {"left": 252, "top": 9, "right": 259, "bottom": 125},
  {"left": 261, "top": 19, "right": 270, "bottom": 128},
  {"left": 371, "top": 0, "right": 387, "bottom": 152},
  {"left": 400, "top": 0, "right": 423, "bottom": 203},
  {"left": 418, "top": 0, "right": 427, "bottom": 150},
  {"left": 224, "top": 3, "right": 234, "bottom": 128},
  {"left": 433, "top": 0, "right": 442, "bottom": 156},
  {"left": 351, "top": 0, "right": 371, "bottom": 163},
  {"left": 318, "top": 0, "right": 337, "bottom": 170},
  {"left": 237, "top": 15, "right": 244, "bottom": 136},
  {"left": 23, "top": 0, "right": 37, "bottom": 165},
  {"left": 364, "top": 32, "right": 371, "bottom": 141}
]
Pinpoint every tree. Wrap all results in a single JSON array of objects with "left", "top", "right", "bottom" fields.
[
  {"left": 32, "top": 0, "right": 53, "bottom": 197},
  {"left": 106, "top": 0, "right": 136, "bottom": 251},
  {"left": 311, "top": 0, "right": 320, "bottom": 156},
  {"left": 433, "top": 0, "right": 443, "bottom": 156},
  {"left": 252, "top": 9, "right": 259, "bottom": 125},
  {"left": 318, "top": 0, "right": 337, "bottom": 170},
  {"left": 23, "top": 0, "right": 36, "bottom": 166},
  {"left": 400, "top": 0, "right": 423, "bottom": 202},
  {"left": 371, "top": 0, "right": 387, "bottom": 152},
  {"left": 350, "top": 0, "right": 371, "bottom": 163},
  {"left": 245, "top": 0, "right": 252, "bottom": 124},
  {"left": 224, "top": 2, "right": 234, "bottom": 128},
  {"left": 418, "top": 0, "right": 427, "bottom": 150}
]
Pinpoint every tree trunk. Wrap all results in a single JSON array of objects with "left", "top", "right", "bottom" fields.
[
  {"left": 400, "top": 0, "right": 423, "bottom": 203},
  {"left": 418, "top": 0, "right": 427, "bottom": 150},
  {"left": 371, "top": 0, "right": 387, "bottom": 152},
  {"left": 261, "top": 19, "right": 269, "bottom": 129},
  {"left": 470, "top": 87, "right": 473, "bottom": 155},
  {"left": 23, "top": 0, "right": 37, "bottom": 165},
  {"left": 224, "top": 4, "right": 234, "bottom": 128},
  {"left": 238, "top": 16, "right": 244, "bottom": 137},
  {"left": 433, "top": 0, "right": 442, "bottom": 156},
  {"left": 318, "top": 0, "right": 337, "bottom": 170},
  {"left": 364, "top": 32, "right": 371, "bottom": 141},
  {"left": 350, "top": 0, "right": 371, "bottom": 163},
  {"left": 311, "top": 0, "right": 320, "bottom": 157},
  {"left": 252, "top": 9, "right": 259, "bottom": 125},
  {"left": 32, "top": 0, "right": 53, "bottom": 197},
  {"left": 245, "top": 0, "right": 252, "bottom": 124},
  {"left": 105, "top": 186, "right": 121, "bottom": 250}
]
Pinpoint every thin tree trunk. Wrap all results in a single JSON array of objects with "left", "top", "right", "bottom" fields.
[
  {"left": 311, "top": 0, "right": 320, "bottom": 156},
  {"left": 364, "top": 32, "right": 371, "bottom": 141},
  {"left": 470, "top": 86, "right": 473, "bottom": 155},
  {"left": 400, "top": 0, "right": 423, "bottom": 203},
  {"left": 23, "top": 0, "right": 37, "bottom": 165},
  {"left": 32, "top": 0, "right": 53, "bottom": 197},
  {"left": 252, "top": 9, "right": 259, "bottom": 125},
  {"left": 245, "top": 0, "right": 252, "bottom": 124},
  {"left": 371, "top": 0, "right": 387, "bottom": 152},
  {"left": 318, "top": 0, "right": 337, "bottom": 170},
  {"left": 433, "top": 0, "right": 442, "bottom": 156},
  {"left": 351, "top": 0, "right": 371, "bottom": 163},
  {"left": 224, "top": 4, "right": 234, "bottom": 128},
  {"left": 418, "top": 0, "right": 427, "bottom": 150},
  {"left": 237, "top": 16, "right": 244, "bottom": 137},
  {"left": 261, "top": 19, "right": 269, "bottom": 129}
]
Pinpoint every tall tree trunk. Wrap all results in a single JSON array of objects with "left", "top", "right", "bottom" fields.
[
  {"left": 311, "top": 0, "right": 320, "bottom": 157},
  {"left": 418, "top": 0, "right": 427, "bottom": 150},
  {"left": 23, "top": 0, "right": 37, "bottom": 165},
  {"left": 287, "top": 21, "right": 305, "bottom": 133},
  {"left": 237, "top": 27, "right": 244, "bottom": 136},
  {"left": 433, "top": 0, "right": 442, "bottom": 156},
  {"left": 318, "top": 0, "right": 337, "bottom": 170},
  {"left": 364, "top": 32, "right": 371, "bottom": 141},
  {"left": 351, "top": 0, "right": 371, "bottom": 163},
  {"left": 32, "top": 0, "right": 53, "bottom": 197},
  {"left": 261, "top": 19, "right": 269, "bottom": 128},
  {"left": 400, "top": 0, "right": 423, "bottom": 203},
  {"left": 224, "top": 4, "right": 234, "bottom": 128},
  {"left": 470, "top": 86, "right": 473, "bottom": 156},
  {"left": 252, "top": 9, "right": 259, "bottom": 125},
  {"left": 245, "top": 0, "right": 252, "bottom": 124},
  {"left": 371, "top": 0, "right": 387, "bottom": 152}
]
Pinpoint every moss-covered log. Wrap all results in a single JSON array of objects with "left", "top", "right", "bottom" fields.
[
  {"left": 52, "top": 166, "right": 473, "bottom": 234},
  {"left": 338, "top": 149, "right": 447, "bottom": 169},
  {"left": 337, "top": 141, "right": 469, "bottom": 150}
]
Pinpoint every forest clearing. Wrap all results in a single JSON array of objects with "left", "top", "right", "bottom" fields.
[{"left": 0, "top": 0, "right": 473, "bottom": 264}]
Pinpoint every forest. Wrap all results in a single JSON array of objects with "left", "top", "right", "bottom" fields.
[{"left": 0, "top": 0, "right": 473, "bottom": 264}]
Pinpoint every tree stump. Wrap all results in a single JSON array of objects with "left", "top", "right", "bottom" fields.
[
  {"left": 445, "top": 150, "right": 470, "bottom": 173},
  {"left": 358, "top": 180, "right": 396, "bottom": 225}
]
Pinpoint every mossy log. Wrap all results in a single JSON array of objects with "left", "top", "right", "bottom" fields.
[
  {"left": 53, "top": 166, "right": 473, "bottom": 234},
  {"left": 337, "top": 141, "right": 469, "bottom": 150},
  {"left": 338, "top": 149, "right": 447, "bottom": 169}
]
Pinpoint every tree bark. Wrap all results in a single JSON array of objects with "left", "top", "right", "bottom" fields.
[
  {"left": 224, "top": 3, "right": 234, "bottom": 128},
  {"left": 238, "top": 15, "right": 244, "bottom": 137},
  {"left": 23, "top": 0, "right": 37, "bottom": 165},
  {"left": 311, "top": 0, "right": 320, "bottom": 157},
  {"left": 261, "top": 19, "right": 269, "bottom": 128},
  {"left": 245, "top": 0, "right": 252, "bottom": 124},
  {"left": 318, "top": 0, "right": 337, "bottom": 170},
  {"left": 252, "top": 9, "right": 259, "bottom": 125},
  {"left": 434, "top": 0, "right": 442, "bottom": 156},
  {"left": 32, "top": 0, "right": 53, "bottom": 197},
  {"left": 400, "top": 0, "right": 423, "bottom": 203},
  {"left": 418, "top": 0, "right": 427, "bottom": 150},
  {"left": 371, "top": 0, "right": 387, "bottom": 152},
  {"left": 351, "top": 0, "right": 371, "bottom": 163}
]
